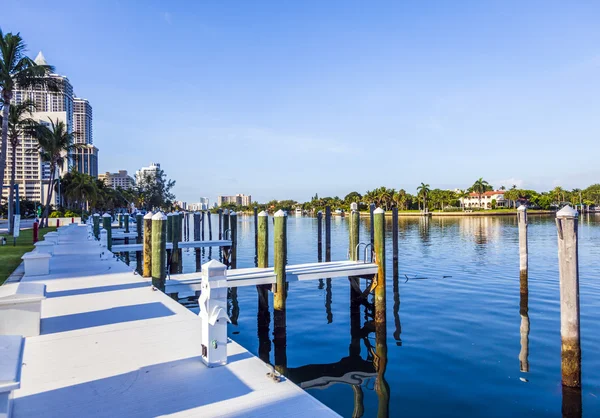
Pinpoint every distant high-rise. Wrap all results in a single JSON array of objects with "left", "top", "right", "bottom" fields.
[
  {"left": 1, "top": 51, "right": 98, "bottom": 203},
  {"left": 98, "top": 170, "right": 134, "bottom": 190},
  {"left": 135, "top": 162, "right": 161, "bottom": 184},
  {"left": 72, "top": 98, "right": 98, "bottom": 177},
  {"left": 217, "top": 194, "right": 251, "bottom": 207}
]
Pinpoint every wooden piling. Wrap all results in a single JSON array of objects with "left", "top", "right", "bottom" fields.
[
  {"left": 170, "top": 212, "right": 181, "bottom": 274},
  {"left": 518, "top": 205, "right": 528, "bottom": 275},
  {"left": 142, "top": 212, "right": 153, "bottom": 278},
  {"left": 230, "top": 211, "right": 237, "bottom": 269},
  {"left": 254, "top": 206, "right": 258, "bottom": 251},
  {"left": 201, "top": 211, "right": 205, "bottom": 241},
  {"left": 370, "top": 203, "right": 375, "bottom": 247},
  {"left": 223, "top": 209, "right": 230, "bottom": 238},
  {"left": 349, "top": 208, "right": 361, "bottom": 308},
  {"left": 93, "top": 213, "right": 100, "bottom": 240},
  {"left": 325, "top": 206, "right": 331, "bottom": 262},
  {"left": 258, "top": 211, "right": 268, "bottom": 268},
  {"left": 118, "top": 213, "right": 123, "bottom": 229},
  {"left": 556, "top": 205, "right": 581, "bottom": 388},
  {"left": 166, "top": 213, "right": 173, "bottom": 243},
  {"left": 392, "top": 206, "right": 399, "bottom": 272},
  {"left": 151, "top": 212, "right": 167, "bottom": 291},
  {"left": 373, "top": 207, "right": 386, "bottom": 324},
  {"left": 274, "top": 209, "right": 287, "bottom": 375},
  {"left": 207, "top": 210, "right": 212, "bottom": 240},
  {"left": 218, "top": 209, "right": 223, "bottom": 240},
  {"left": 317, "top": 211, "right": 323, "bottom": 262},
  {"left": 193, "top": 212, "right": 200, "bottom": 241},
  {"left": 102, "top": 213, "right": 112, "bottom": 251},
  {"left": 135, "top": 214, "right": 143, "bottom": 243},
  {"left": 124, "top": 214, "right": 130, "bottom": 233}
]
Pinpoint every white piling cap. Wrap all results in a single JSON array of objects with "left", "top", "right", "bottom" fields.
[
  {"left": 223, "top": 209, "right": 229, "bottom": 214},
  {"left": 93, "top": 213, "right": 100, "bottom": 217},
  {"left": 258, "top": 210, "right": 268, "bottom": 217},
  {"left": 274, "top": 209, "right": 286, "bottom": 217},
  {"left": 167, "top": 212, "right": 174, "bottom": 217},
  {"left": 152, "top": 211, "right": 167, "bottom": 221},
  {"left": 317, "top": 211, "right": 322, "bottom": 215},
  {"left": 144, "top": 212, "right": 153, "bottom": 219},
  {"left": 557, "top": 205, "right": 578, "bottom": 218},
  {"left": 517, "top": 205, "right": 527, "bottom": 211},
  {"left": 102, "top": 213, "right": 111, "bottom": 218},
  {"left": 374, "top": 207, "right": 385, "bottom": 214},
  {"left": 194, "top": 211, "right": 200, "bottom": 215},
  {"left": 230, "top": 211, "right": 237, "bottom": 216}
]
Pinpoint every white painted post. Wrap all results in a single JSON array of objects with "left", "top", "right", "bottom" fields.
[
  {"left": 198, "top": 260, "right": 230, "bottom": 367},
  {"left": 556, "top": 205, "right": 581, "bottom": 388},
  {"left": 517, "top": 205, "right": 528, "bottom": 275}
]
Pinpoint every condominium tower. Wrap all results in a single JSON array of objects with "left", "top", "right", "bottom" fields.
[{"left": 217, "top": 194, "right": 252, "bottom": 206}]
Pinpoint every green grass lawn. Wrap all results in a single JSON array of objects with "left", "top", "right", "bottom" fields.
[{"left": 0, "top": 227, "right": 56, "bottom": 285}]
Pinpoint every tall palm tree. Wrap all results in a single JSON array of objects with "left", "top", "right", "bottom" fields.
[
  {"left": 417, "top": 183, "right": 430, "bottom": 212},
  {"left": 472, "top": 178, "right": 490, "bottom": 209},
  {"left": 3, "top": 100, "right": 37, "bottom": 233},
  {"left": 0, "top": 29, "right": 55, "bottom": 196},
  {"left": 30, "top": 118, "right": 80, "bottom": 226},
  {"left": 64, "top": 170, "right": 97, "bottom": 212}
]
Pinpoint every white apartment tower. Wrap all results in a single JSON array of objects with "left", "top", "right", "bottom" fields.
[
  {"left": 135, "top": 162, "right": 161, "bottom": 184},
  {"left": 72, "top": 98, "right": 98, "bottom": 177},
  {"left": 2, "top": 52, "right": 73, "bottom": 204}
]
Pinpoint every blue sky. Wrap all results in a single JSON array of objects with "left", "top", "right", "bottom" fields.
[{"left": 3, "top": 0, "right": 599, "bottom": 203}]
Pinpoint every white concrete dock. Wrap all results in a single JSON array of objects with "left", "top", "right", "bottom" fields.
[{"left": 12, "top": 225, "right": 339, "bottom": 417}]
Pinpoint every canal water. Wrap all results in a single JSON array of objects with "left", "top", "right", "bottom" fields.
[{"left": 133, "top": 213, "right": 600, "bottom": 417}]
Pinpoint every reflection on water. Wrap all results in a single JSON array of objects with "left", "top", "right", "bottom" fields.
[{"left": 116, "top": 213, "right": 600, "bottom": 417}]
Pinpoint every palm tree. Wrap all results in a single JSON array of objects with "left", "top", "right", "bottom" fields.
[
  {"left": 458, "top": 189, "right": 469, "bottom": 210},
  {"left": 472, "top": 178, "right": 490, "bottom": 209},
  {"left": 0, "top": 29, "right": 56, "bottom": 196},
  {"left": 417, "top": 183, "right": 430, "bottom": 212},
  {"left": 64, "top": 170, "right": 97, "bottom": 212},
  {"left": 3, "top": 100, "right": 37, "bottom": 233},
  {"left": 30, "top": 118, "right": 80, "bottom": 226}
]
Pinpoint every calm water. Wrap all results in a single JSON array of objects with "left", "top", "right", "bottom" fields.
[{"left": 128, "top": 213, "right": 600, "bottom": 417}]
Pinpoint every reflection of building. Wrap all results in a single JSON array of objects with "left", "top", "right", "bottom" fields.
[
  {"left": 217, "top": 194, "right": 251, "bottom": 206},
  {"left": 460, "top": 190, "right": 509, "bottom": 209},
  {"left": 99, "top": 170, "right": 134, "bottom": 189}
]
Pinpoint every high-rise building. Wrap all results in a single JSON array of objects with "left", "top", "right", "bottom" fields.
[
  {"left": 1, "top": 52, "right": 98, "bottom": 204},
  {"left": 73, "top": 145, "right": 99, "bottom": 178},
  {"left": 135, "top": 162, "right": 161, "bottom": 184},
  {"left": 73, "top": 98, "right": 92, "bottom": 145},
  {"left": 217, "top": 194, "right": 252, "bottom": 207},
  {"left": 98, "top": 170, "right": 134, "bottom": 190}
]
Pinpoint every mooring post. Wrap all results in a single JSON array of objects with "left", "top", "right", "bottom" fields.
[
  {"left": 136, "top": 214, "right": 143, "bottom": 242},
  {"left": 274, "top": 209, "right": 288, "bottom": 374},
  {"left": 142, "top": 212, "right": 153, "bottom": 278},
  {"left": 223, "top": 209, "right": 230, "bottom": 237},
  {"left": 124, "top": 214, "right": 130, "bottom": 233},
  {"left": 370, "top": 203, "right": 375, "bottom": 247},
  {"left": 392, "top": 206, "right": 399, "bottom": 272},
  {"left": 118, "top": 213, "right": 123, "bottom": 229},
  {"left": 317, "top": 211, "right": 323, "bottom": 262},
  {"left": 374, "top": 207, "right": 386, "bottom": 323},
  {"left": 207, "top": 210, "right": 212, "bottom": 240},
  {"left": 257, "top": 212, "right": 271, "bottom": 362},
  {"left": 92, "top": 213, "right": 100, "bottom": 240},
  {"left": 218, "top": 209, "right": 223, "bottom": 240},
  {"left": 258, "top": 211, "right": 269, "bottom": 268},
  {"left": 166, "top": 213, "right": 173, "bottom": 243},
  {"left": 325, "top": 206, "right": 331, "bottom": 262},
  {"left": 518, "top": 205, "right": 528, "bottom": 276},
  {"left": 349, "top": 204, "right": 359, "bottom": 261},
  {"left": 556, "top": 205, "right": 581, "bottom": 388},
  {"left": 151, "top": 212, "right": 167, "bottom": 291},
  {"left": 170, "top": 212, "right": 181, "bottom": 274},
  {"left": 230, "top": 211, "right": 237, "bottom": 269},
  {"left": 102, "top": 213, "right": 112, "bottom": 251},
  {"left": 254, "top": 206, "right": 258, "bottom": 250},
  {"left": 193, "top": 212, "right": 200, "bottom": 241}
]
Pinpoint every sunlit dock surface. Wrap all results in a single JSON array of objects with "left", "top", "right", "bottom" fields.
[{"left": 13, "top": 225, "right": 339, "bottom": 418}]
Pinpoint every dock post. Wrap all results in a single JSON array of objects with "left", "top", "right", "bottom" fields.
[
  {"left": 349, "top": 204, "right": 361, "bottom": 309},
  {"left": 136, "top": 214, "right": 143, "bottom": 241},
  {"left": 193, "top": 212, "right": 200, "bottom": 241},
  {"left": 258, "top": 211, "right": 269, "bottom": 268},
  {"left": 143, "top": 212, "right": 153, "bottom": 278},
  {"left": 556, "top": 205, "right": 581, "bottom": 388},
  {"left": 207, "top": 210, "right": 212, "bottom": 240},
  {"left": 518, "top": 205, "right": 528, "bottom": 276},
  {"left": 93, "top": 213, "right": 100, "bottom": 240},
  {"left": 254, "top": 206, "right": 258, "bottom": 251},
  {"left": 274, "top": 209, "right": 287, "bottom": 374},
  {"left": 256, "top": 210, "right": 270, "bottom": 362},
  {"left": 151, "top": 212, "right": 167, "bottom": 291},
  {"left": 223, "top": 209, "right": 230, "bottom": 237},
  {"left": 200, "top": 211, "right": 205, "bottom": 241},
  {"left": 170, "top": 212, "right": 181, "bottom": 274},
  {"left": 102, "top": 213, "right": 112, "bottom": 251},
  {"left": 218, "top": 209, "right": 223, "bottom": 240},
  {"left": 370, "top": 203, "right": 375, "bottom": 247},
  {"left": 230, "top": 211, "right": 237, "bottom": 269},
  {"left": 118, "top": 213, "right": 123, "bottom": 229},
  {"left": 317, "top": 211, "right": 323, "bottom": 262},
  {"left": 124, "top": 214, "right": 129, "bottom": 233},
  {"left": 374, "top": 207, "right": 386, "bottom": 323},
  {"left": 392, "top": 206, "right": 399, "bottom": 273},
  {"left": 166, "top": 213, "right": 173, "bottom": 243},
  {"left": 325, "top": 206, "right": 331, "bottom": 262}
]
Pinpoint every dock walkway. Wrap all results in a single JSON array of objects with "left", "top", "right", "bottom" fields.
[{"left": 13, "top": 225, "right": 339, "bottom": 417}]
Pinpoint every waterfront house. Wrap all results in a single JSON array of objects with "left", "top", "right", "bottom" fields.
[{"left": 460, "top": 190, "right": 510, "bottom": 209}]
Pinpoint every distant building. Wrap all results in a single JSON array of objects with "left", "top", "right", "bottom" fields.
[
  {"left": 175, "top": 201, "right": 187, "bottom": 210},
  {"left": 460, "top": 190, "right": 510, "bottom": 209},
  {"left": 73, "top": 98, "right": 93, "bottom": 145},
  {"left": 217, "top": 194, "right": 251, "bottom": 207},
  {"left": 99, "top": 170, "right": 134, "bottom": 190},
  {"left": 72, "top": 145, "right": 99, "bottom": 178},
  {"left": 135, "top": 162, "right": 161, "bottom": 184},
  {"left": 189, "top": 199, "right": 209, "bottom": 211}
]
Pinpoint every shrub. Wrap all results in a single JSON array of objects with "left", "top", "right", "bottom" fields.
[
  {"left": 64, "top": 210, "right": 78, "bottom": 218},
  {"left": 49, "top": 211, "right": 63, "bottom": 218}
]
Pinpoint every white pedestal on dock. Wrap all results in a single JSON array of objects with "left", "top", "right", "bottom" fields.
[
  {"left": 0, "top": 335, "right": 24, "bottom": 418},
  {"left": 21, "top": 252, "right": 51, "bottom": 277},
  {"left": 33, "top": 241, "right": 54, "bottom": 255},
  {"left": 0, "top": 283, "right": 46, "bottom": 337}
]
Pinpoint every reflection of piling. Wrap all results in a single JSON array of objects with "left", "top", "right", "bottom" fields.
[
  {"left": 518, "top": 205, "right": 528, "bottom": 275},
  {"left": 273, "top": 210, "right": 287, "bottom": 374},
  {"left": 375, "top": 319, "right": 390, "bottom": 418},
  {"left": 562, "top": 386, "right": 582, "bottom": 418},
  {"left": 317, "top": 211, "right": 323, "bottom": 262},
  {"left": 373, "top": 207, "right": 386, "bottom": 323},
  {"left": 325, "top": 206, "right": 331, "bottom": 262},
  {"left": 151, "top": 212, "right": 167, "bottom": 291},
  {"left": 519, "top": 271, "right": 530, "bottom": 373},
  {"left": 392, "top": 207, "right": 399, "bottom": 273},
  {"left": 102, "top": 213, "right": 112, "bottom": 251},
  {"left": 556, "top": 206, "right": 581, "bottom": 388},
  {"left": 143, "top": 212, "right": 153, "bottom": 277},
  {"left": 352, "top": 385, "right": 365, "bottom": 418}
]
